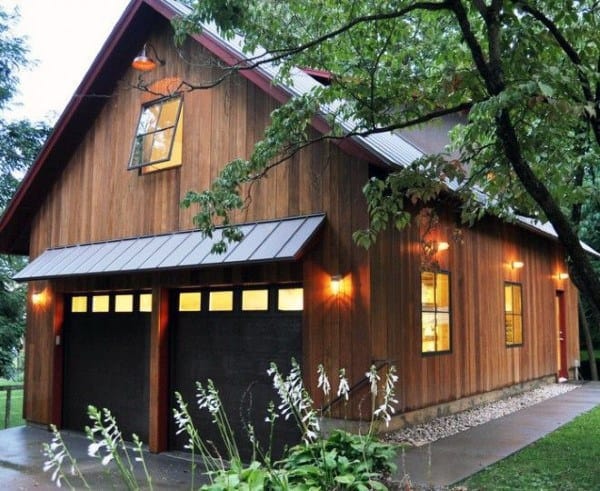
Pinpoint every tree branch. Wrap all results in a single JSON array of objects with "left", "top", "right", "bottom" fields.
[
  {"left": 242, "top": 100, "right": 477, "bottom": 181},
  {"left": 346, "top": 100, "right": 475, "bottom": 136},
  {"left": 448, "top": 0, "right": 499, "bottom": 93},
  {"left": 513, "top": 1, "right": 594, "bottom": 102},
  {"left": 190, "top": 2, "right": 452, "bottom": 76}
]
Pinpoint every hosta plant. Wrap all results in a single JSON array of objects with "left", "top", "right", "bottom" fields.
[{"left": 43, "top": 360, "right": 399, "bottom": 490}]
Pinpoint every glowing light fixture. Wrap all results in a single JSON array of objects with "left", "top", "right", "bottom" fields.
[
  {"left": 422, "top": 240, "right": 450, "bottom": 256},
  {"left": 331, "top": 274, "right": 343, "bottom": 295},
  {"left": 31, "top": 289, "right": 48, "bottom": 308},
  {"left": 31, "top": 292, "right": 44, "bottom": 306},
  {"left": 437, "top": 241, "right": 450, "bottom": 252},
  {"left": 557, "top": 272, "right": 569, "bottom": 280},
  {"left": 511, "top": 261, "right": 524, "bottom": 269},
  {"left": 132, "top": 43, "right": 165, "bottom": 71}
]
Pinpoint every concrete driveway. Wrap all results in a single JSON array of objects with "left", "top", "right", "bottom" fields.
[{"left": 0, "top": 425, "right": 205, "bottom": 490}]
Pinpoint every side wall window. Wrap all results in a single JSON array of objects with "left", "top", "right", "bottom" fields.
[
  {"left": 128, "top": 95, "right": 183, "bottom": 173},
  {"left": 421, "top": 271, "right": 451, "bottom": 354},
  {"left": 504, "top": 282, "right": 523, "bottom": 346}
]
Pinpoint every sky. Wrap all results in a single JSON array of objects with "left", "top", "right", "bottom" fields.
[{"left": 1, "top": 0, "right": 130, "bottom": 123}]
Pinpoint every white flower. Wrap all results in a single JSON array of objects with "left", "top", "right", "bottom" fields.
[
  {"left": 51, "top": 466, "right": 60, "bottom": 483},
  {"left": 317, "top": 364, "right": 331, "bottom": 397},
  {"left": 366, "top": 365, "right": 380, "bottom": 397},
  {"left": 196, "top": 381, "right": 221, "bottom": 417},
  {"left": 88, "top": 441, "right": 102, "bottom": 457},
  {"left": 373, "top": 366, "right": 399, "bottom": 427},
  {"left": 337, "top": 368, "right": 350, "bottom": 400},
  {"left": 269, "top": 360, "right": 320, "bottom": 443},
  {"left": 101, "top": 454, "right": 114, "bottom": 466}
]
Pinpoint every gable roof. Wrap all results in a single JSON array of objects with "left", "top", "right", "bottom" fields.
[{"left": 1, "top": 0, "right": 596, "bottom": 259}]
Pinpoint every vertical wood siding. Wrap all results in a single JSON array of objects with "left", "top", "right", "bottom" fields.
[{"left": 370, "top": 209, "right": 578, "bottom": 413}]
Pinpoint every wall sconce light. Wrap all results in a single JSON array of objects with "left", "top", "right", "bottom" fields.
[
  {"left": 330, "top": 274, "right": 343, "bottom": 295},
  {"left": 31, "top": 289, "right": 48, "bottom": 308},
  {"left": 132, "top": 43, "right": 165, "bottom": 72},
  {"left": 556, "top": 272, "right": 569, "bottom": 280},
  {"left": 423, "top": 240, "right": 450, "bottom": 256},
  {"left": 436, "top": 241, "right": 450, "bottom": 252},
  {"left": 511, "top": 261, "right": 524, "bottom": 269}
]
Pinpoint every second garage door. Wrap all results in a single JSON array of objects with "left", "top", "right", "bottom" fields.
[{"left": 169, "top": 285, "right": 303, "bottom": 459}]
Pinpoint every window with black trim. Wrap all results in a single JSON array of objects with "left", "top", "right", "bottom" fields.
[
  {"left": 128, "top": 95, "right": 183, "bottom": 173},
  {"left": 504, "top": 282, "right": 523, "bottom": 346},
  {"left": 278, "top": 287, "right": 303, "bottom": 311},
  {"left": 421, "top": 271, "right": 451, "bottom": 353},
  {"left": 69, "top": 293, "right": 152, "bottom": 313}
]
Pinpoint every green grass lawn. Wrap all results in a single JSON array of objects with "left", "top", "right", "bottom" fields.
[
  {"left": 0, "top": 379, "right": 25, "bottom": 429},
  {"left": 579, "top": 350, "right": 600, "bottom": 362},
  {"left": 459, "top": 405, "right": 600, "bottom": 490}
]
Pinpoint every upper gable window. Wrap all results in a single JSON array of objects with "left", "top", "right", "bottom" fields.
[{"left": 128, "top": 95, "right": 183, "bottom": 173}]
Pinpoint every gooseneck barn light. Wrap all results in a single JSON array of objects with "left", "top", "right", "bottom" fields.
[{"left": 132, "top": 43, "right": 165, "bottom": 72}]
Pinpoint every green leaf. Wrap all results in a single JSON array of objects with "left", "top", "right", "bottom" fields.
[{"left": 334, "top": 474, "right": 356, "bottom": 485}]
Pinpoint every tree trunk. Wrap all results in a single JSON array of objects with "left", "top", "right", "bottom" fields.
[
  {"left": 451, "top": 0, "right": 600, "bottom": 367},
  {"left": 579, "top": 301, "right": 598, "bottom": 380}
]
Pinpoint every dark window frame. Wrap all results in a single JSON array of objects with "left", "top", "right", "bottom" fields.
[
  {"left": 504, "top": 282, "right": 524, "bottom": 347},
  {"left": 128, "top": 95, "right": 183, "bottom": 172},
  {"left": 68, "top": 291, "right": 152, "bottom": 314},
  {"left": 421, "top": 270, "right": 452, "bottom": 355}
]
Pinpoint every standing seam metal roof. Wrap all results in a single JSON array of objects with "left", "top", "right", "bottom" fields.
[{"left": 13, "top": 214, "right": 325, "bottom": 282}]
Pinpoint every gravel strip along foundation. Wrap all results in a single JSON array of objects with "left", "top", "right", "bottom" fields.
[{"left": 384, "top": 383, "right": 578, "bottom": 447}]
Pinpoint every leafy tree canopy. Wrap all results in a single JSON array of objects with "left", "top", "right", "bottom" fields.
[
  {"left": 0, "top": 5, "right": 50, "bottom": 378},
  {"left": 175, "top": 0, "right": 600, "bottom": 321}
]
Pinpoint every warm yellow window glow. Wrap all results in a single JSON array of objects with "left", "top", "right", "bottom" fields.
[
  {"left": 278, "top": 288, "right": 303, "bottom": 311},
  {"left": 115, "top": 294, "right": 134, "bottom": 312},
  {"left": 505, "top": 283, "right": 523, "bottom": 346},
  {"left": 421, "top": 271, "right": 451, "bottom": 353},
  {"left": 129, "top": 95, "right": 183, "bottom": 173},
  {"left": 209, "top": 291, "right": 233, "bottom": 311},
  {"left": 71, "top": 296, "right": 88, "bottom": 313},
  {"left": 139, "top": 293, "right": 152, "bottom": 312},
  {"left": 179, "top": 292, "right": 202, "bottom": 312},
  {"left": 242, "top": 289, "right": 269, "bottom": 311},
  {"left": 92, "top": 295, "right": 110, "bottom": 313}
]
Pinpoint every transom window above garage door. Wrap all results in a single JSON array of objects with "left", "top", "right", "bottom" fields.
[
  {"left": 177, "top": 286, "right": 303, "bottom": 313},
  {"left": 70, "top": 292, "right": 152, "bottom": 313}
]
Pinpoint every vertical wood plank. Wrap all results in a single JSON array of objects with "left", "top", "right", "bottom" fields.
[
  {"left": 148, "top": 287, "right": 169, "bottom": 452},
  {"left": 51, "top": 289, "right": 64, "bottom": 427}
]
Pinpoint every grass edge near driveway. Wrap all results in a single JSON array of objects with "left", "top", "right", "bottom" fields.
[
  {"left": 458, "top": 405, "right": 600, "bottom": 490},
  {"left": 579, "top": 349, "right": 600, "bottom": 362},
  {"left": 0, "top": 379, "right": 25, "bottom": 428}
]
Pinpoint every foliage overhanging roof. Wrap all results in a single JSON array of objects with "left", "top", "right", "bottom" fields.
[{"left": 0, "top": 0, "right": 593, "bottom": 257}]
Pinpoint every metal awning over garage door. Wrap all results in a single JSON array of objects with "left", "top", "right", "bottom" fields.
[{"left": 14, "top": 214, "right": 325, "bottom": 281}]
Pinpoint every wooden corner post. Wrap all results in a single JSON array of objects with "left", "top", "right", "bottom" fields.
[{"left": 149, "top": 287, "right": 169, "bottom": 452}]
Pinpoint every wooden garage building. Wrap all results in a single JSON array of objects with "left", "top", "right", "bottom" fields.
[{"left": 0, "top": 0, "right": 582, "bottom": 453}]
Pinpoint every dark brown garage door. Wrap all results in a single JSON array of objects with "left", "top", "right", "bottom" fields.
[
  {"left": 62, "top": 293, "right": 151, "bottom": 442},
  {"left": 169, "top": 286, "right": 303, "bottom": 459}
]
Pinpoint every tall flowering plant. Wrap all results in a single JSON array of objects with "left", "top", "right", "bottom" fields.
[{"left": 43, "top": 361, "right": 399, "bottom": 490}]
